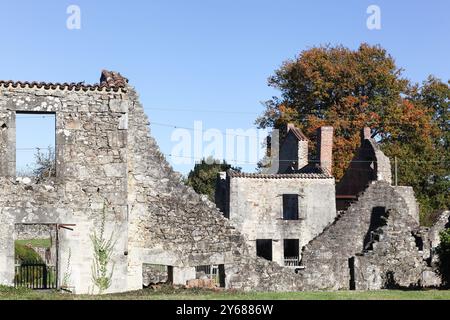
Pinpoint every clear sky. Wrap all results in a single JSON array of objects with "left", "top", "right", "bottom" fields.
[{"left": 1, "top": 0, "right": 449, "bottom": 174}]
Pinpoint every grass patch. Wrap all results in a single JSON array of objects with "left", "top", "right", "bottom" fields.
[
  {"left": 15, "top": 239, "right": 52, "bottom": 249},
  {"left": 1, "top": 285, "right": 450, "bottom": 300}
]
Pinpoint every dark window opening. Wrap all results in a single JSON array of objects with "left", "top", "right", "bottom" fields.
[
  {"left": 167, "top": 266, "right": 174, "bottom": 284},
  {"left": 363, "top": 207, "right": 389, "bottom": 251},
  {"left": 348, "top": 257, "right": 356, "bottom": 290},
  {"left": 256, "top": 239, "right": 272, "bottom": 261},
  {"left": 284, "top": 239, "right": 300, "bottom": 266},
  {"left": 412, "top": 233, "right": 424, "bottom": 251},
  {"left": 283, "top": 194, "right": 299, "bottom": 220},
  {"left": 16, "top": 112, "right": 56, "bottom": 178}
]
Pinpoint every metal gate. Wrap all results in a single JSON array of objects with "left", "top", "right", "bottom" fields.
[{"left": 14, "top": 262, "right": 57, "bottom": 290}]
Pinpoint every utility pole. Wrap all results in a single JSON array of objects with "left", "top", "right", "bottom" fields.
[{"left": 394, "top": 156, "right": 398, "bottom": 186}]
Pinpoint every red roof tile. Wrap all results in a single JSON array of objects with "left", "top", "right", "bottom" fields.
[{"left": 0, "top": 70, "right": 128, "bottom": 92}]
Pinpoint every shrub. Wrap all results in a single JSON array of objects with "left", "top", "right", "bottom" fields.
[
  {"left": 436, "top": 229, "right": 450, "bottom": 287},
  {"left": 14, "top": 242, "right": 44, "bottom": 264}
]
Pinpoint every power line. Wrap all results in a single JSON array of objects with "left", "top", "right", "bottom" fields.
[
  {"left": 151, "top": 121, "right": 264, "bottom": 138},
  {"left": 144, "top": 107, "right": 258, "bottom": 115},
  {"left": 14, "top": 109, "right": 435, "bottom": 125},
  {"left": 164, "top": 154, "right": 449, "bottom": 165}
]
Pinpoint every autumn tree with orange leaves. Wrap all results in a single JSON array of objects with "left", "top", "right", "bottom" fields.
[{"left": 257, "top": 44, "right": 449, "bottom": 225}]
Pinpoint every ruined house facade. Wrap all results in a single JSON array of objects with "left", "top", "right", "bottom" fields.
[
  {"left": 0, "top": 71, "right": 301, "bottom": 294},
  {"left": 216, "top": 124, "right": 446, "bottom": 290},
  {"left": 215, "top": 125, "right": 337, "bottom": 267},
  {"left": 0, "top": 71, "right": 447, "bottom": 294}
]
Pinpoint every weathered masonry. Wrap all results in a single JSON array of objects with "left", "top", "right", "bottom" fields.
[
  {"left": 0, "top": 71, "right": 299, "bottom": 294},
  {"left": 0, "top": 71, "right": 447, "bottom": 294}
]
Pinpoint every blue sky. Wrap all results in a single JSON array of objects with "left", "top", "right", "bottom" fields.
[{"left": 1, "top": 0, "right": 449, "bottom": 174}]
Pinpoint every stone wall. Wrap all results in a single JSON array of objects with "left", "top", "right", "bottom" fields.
[
  {"left": 428, "top": 210, "right": 450, "bottom": 266},
  {"left": 223, "top": 174, "right": 336, "bottom": 265},
  {"left": 0, "top": 72, "right": 305, "bottom": 294},
  {"left": 353, "top": 208, "right": 430, "bottom": 290},
  {"left": 15, "top": 224, "right": 54, "bottom": 241},
  {"left": 297, "top": 181, "right": 424, "bottom": 290},
  {"left": 124, "top": 86, "right": 304, "bottom": 292},
  {"left": 0, "top": 75, "right": 130, "bottom": 294},
  {"left": 336, "top": 129, "right": 392, "bottom": 210}
]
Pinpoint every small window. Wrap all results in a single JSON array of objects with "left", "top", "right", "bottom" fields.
[
  {"left": 256, "top": 239, "right": 272, "bottom": 261},
  {"left": 283, "top": 239, "right": 300, "bottom": 266},
  {"left": 283, "top": 194, "right": 299, "bottom": 220},
  {"left": 16, "top": 112, "right": 56, "bottom": 178}
]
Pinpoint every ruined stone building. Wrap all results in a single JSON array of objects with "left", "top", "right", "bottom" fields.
[
  {"left": 215, "top": 125, "right": 337, "bottom": 267},
  {"left": 0, "top": 71, "right": 448, "bottom": 294},
  {"left": 0, "top": 71, "right": 299, "bottom": 294},
  {"left": 216, "top": 124, "right": 447, "bottom": 290}
]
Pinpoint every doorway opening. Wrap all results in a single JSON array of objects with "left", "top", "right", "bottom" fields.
[{"left": 14, "top": 224, "right": 58, "bottom": 289}]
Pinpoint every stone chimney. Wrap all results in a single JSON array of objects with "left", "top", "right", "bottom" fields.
[
  {"left": 287, "top": 123, "right": 309, "bottom": 170},
  {"left": 361, "top": 127, "right": 372, "bottom": 142},
  {"left": 317, "top": 126, "right": 334, "bottom": 175}
]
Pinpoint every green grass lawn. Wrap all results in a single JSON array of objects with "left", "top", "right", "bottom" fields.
[{"left": 1, "top": 285, "right": 450, "bottom": 300}]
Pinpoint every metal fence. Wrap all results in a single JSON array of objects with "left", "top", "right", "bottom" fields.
[
  {"left": 15, "top": 262, "right": 57, "bottom": 289},
  {"left": 195, "top": 265, "right": 220, "bottom": 284},
  {"left": 284, "top": 257, "right": 300, "bottom": 267}
]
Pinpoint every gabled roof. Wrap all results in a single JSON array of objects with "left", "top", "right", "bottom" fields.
[
  {"left": 286, "top": 123, "right": 308, "bottom": 141},
  {"left": 0, "top": 70, "right": 128, "bottom": 92},
  {"left": 288, "top": 125, "right": 309, "bottom": 141}
]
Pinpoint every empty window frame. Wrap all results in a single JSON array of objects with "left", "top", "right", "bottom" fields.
[
  {"left": 256, "top": 239, "right": 273, "bottom": 261},
  {"left": 283, "top": 194, "right": 299, "bottom": 220},
  {"left": 283, "top": 239, "right": 300, "bottom": 266},
  {"left": 15, "top": 112, "right": 56, "bottom": 178}
]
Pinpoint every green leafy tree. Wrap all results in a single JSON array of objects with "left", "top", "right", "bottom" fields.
[
  {"left": 384, "top": 77, "right": 449, "bottom": 225},
  {"left": 257, "top": 43, "right": 449, "bottom": 225},
  {"left": 186, "top": 157, "right": 241, "bottom": 201}
]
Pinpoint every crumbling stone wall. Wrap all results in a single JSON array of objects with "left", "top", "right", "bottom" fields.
[
  {"left": 429, "top": 211, "right": 450, "bottom": 249},
  {"left": 428, "top": 211, "right": 450, "bottom": 267},
  {"left": 0, "top": 72, "right": 303, "bottom": 294},
  {"left": 0, "top": 75, "right": 130, "bottom": 293},
  {"left": 298, "top": 181, "right": 425, "bottom": 290},
  {"left": 353, "top": 208, "right": 431, "bottom": 290},
  {"left": 124, "top": 86, "right": 303, "bottom": 291},
  {"left": 336, "top": 128, "right": 392, "bottom": 210}
]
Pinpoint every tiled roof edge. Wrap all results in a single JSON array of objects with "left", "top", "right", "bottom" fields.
[
  {"left": 227, "top": 170, "right": 333, "bottom": 179},
  {"left": 0, "top": 70, "right": 128, "bottom": 93}
]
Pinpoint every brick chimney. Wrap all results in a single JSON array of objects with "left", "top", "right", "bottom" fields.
[{"left": 317, "top": 126, "right": 334, "bottom": 175}]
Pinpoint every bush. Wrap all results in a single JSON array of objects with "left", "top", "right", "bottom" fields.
[
  {"left": 14, "top": 242, "right": 44, "bottom": 264},
  {"left": 436, "top": 229, "right": 450, "bottom": 287}
]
